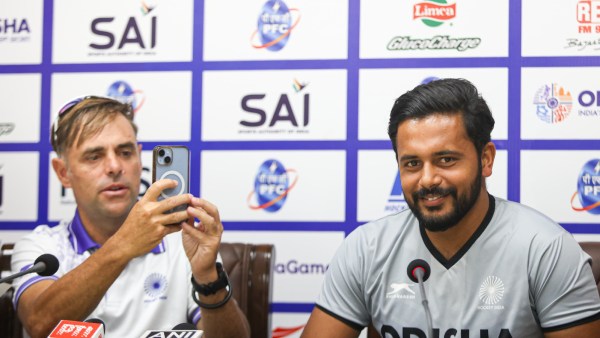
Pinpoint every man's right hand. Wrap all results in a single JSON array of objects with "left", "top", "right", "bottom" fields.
[{"left": 109, "top": 178, "right": 192, "bottom": 258}]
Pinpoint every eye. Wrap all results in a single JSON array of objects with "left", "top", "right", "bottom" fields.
[
  {"left": 85, "top": 154, "right": 100, "bottom": 161},
  {"left": 439, "top": 157, "right": 456, "bottom": 165},
  {"left": 404, "top": 160, "right": 420, "bottom": 168}
]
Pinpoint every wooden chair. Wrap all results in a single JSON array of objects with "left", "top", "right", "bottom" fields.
[{"left": 0, "top": 242, "right": 275, "bottom": 338}]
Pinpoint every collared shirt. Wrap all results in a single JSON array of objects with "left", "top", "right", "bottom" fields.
[{"left": 11, "top": 210, "right": 202, "bottom": 337}]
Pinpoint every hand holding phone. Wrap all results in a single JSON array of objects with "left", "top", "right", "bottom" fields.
[{"left": 152, "top": 145, "right": 190, "bottom": 213}]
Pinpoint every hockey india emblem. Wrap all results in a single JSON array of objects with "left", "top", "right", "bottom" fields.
[{"left": 478, "top": 275, "right": 505, "bottom": 305}]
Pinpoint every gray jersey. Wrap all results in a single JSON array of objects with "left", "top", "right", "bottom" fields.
[{"left": 317, "top": 195, "right": 600, "bottom": 337}]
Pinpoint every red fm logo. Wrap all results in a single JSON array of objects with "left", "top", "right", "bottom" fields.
[{"left": 577, "top": 0, "right": 600, "bottom": 33}]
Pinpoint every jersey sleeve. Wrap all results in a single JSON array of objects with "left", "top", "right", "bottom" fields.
[
  {"left": 315, "top": 227, "right": 370, "bottom": 331},
  {"left": 11, "top": 227, "right": 61, "bottom": 308},
  {"left": 529, "top": 232, "right": 600, "bottom": 330}
]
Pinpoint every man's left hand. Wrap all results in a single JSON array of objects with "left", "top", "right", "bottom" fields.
[{"left": 181, "top": 197, "right": 223, "bottom": 282}]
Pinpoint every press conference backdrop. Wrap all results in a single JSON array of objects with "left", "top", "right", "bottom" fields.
[{"left": 1, "top": 0, "right": 600, "bottom": 336}]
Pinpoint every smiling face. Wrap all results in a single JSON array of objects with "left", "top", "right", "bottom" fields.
[
  {"left": 52, "top": 114, "right": 142, "bottom": 225},
  {"left": 396, "top": 113, "right": 494, "bottom": 232}
]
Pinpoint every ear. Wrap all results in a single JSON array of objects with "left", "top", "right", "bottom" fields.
[
  {"left": 52, "top": 157, "right": 72, "bottom": 188},
  {"left": 481, "top": 142, "right": 496, "bottom": 178}
]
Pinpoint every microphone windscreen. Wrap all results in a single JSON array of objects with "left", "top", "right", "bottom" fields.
[
  {"left": 35, "top": 254, "right": 60, "bottom": 276},
  {"left": 172, "top": 323, "right": 197, "bottom": 330},
  {"left": 407, "top": 259, "right": 431, "bottom": 283},
  {"left": 85, "top": 318, "right": 105, "bottom": 325}
]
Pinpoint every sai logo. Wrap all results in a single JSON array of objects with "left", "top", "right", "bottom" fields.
[
  {"left": 247, "top": 159, "right": 298, "bottom": 212},
  {"left": 571, "top": 159, "right": 600, "bottom": 214},
  {"left": 106, "top": 80, "right": 146, "bottom": 114},
  {"left": 251, "top": 0, "right": 301, "bottom": 52},
  {"left": 533, "top": 83, "right": 573, "bottom": 124},
  {"left": 413, "top": 0, "right": 456, "bottom": 27}
]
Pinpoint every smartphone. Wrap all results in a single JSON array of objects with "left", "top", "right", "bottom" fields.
[{"left": 152, "top": 145, "right": 190, "bottom": 213}]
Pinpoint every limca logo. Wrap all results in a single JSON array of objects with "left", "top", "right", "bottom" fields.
[{"left": 413, "top": 0, "right": 456, "bottom": 27}]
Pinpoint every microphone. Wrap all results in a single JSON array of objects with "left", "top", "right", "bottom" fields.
[
  {"left": 85, "top": 318, "right": 105, "bottom": 335},
  {"left": 138, "top": 323, "right": 203, "bottom": 338},
  {"left": 0, "top": 253, "right": 60, "bottom": 284},
  {"left": 47, "top": 319, "right": 104, "bottom": 338},
  {"left": 172, "top": 323, "right": 197, "bottom": 330},
  {"left": 407, "top": 259, "right": 433, "bottom": 338}
]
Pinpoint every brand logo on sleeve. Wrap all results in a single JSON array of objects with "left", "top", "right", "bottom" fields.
[{"left": 386, "top": 281, "right": 416, "bottom": 299}]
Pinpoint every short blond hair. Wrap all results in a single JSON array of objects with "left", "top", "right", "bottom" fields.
[{"left": 51, "top": 97, "right": 137, "bottom": 157}]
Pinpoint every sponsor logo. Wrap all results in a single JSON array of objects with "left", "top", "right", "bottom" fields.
[
  {"left": 247, "top": 159, "right": 298, "bottom": 213},
  {"left": 143, "top": 272, "right": 168, "bottom": 301},
  {"left": 532, "top": 83, "right": 573, "bottom": 124},
  {"left": 275, "top": 259, "right": 328, "bottom": 274},
  {"left": 386, "top": 173, "right": 409, "bottom": 214},
  {"left": 0, "top": 17, "right": 31, "bottom": 44},
  {"left": 106, "top": 80, "right": 146, "bottom": 114},
  {"left": 88, "top": 2, "right": 158, "bottom": 57},
  {"left": 388, "top": 1, "right": 480, "bottom": 52},
  {"left": 386, "top": 281, "right": 416, "bottom": 299},
  {"left": 566, "top": 1, "right": 600, "bottom": 50},
  {"left": 477, "top": 276, "right": 505, "bottom": 310},
  {"left": 251, "top": 0, "right": 301, "bottom": 52},
  {"left": 413, "top": 0, "right": 456, "bottom": 27},
  {"left": 0, "top": 123, "right": 15, "bottom": 137},
  {"left": 576, "top": 89, "right": 600, "bottom": 117},
  {"left": 571, "top": 159, "right": 600, "bottom": 214},
  {"left": 387, "top": 35, "right": 481, "bottom": 51},
  {"left": 240, "top": 79, "right": 310, "bottom": 135},
  {"left": 272, "top": 325, "right": 304, "bottom": 338}
]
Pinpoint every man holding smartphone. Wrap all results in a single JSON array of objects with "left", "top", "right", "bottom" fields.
[{"left": 10, "top": 96, "right": 251, "bottom": 338}]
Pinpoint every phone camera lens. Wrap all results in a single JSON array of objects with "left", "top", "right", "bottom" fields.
[
  {"left": 158, "top": 148, "right": 166, "bottom": 157},
  {"left": 164, "top": 156, "right": 172, "bottom": 164}
]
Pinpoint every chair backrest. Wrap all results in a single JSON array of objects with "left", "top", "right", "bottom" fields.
[
  {"left": 0, "top": 243, "right": 23, "bottom": 338},
  {"left": 366, "top": 241, "right": 600, "bottom": 338},
  {"left": 219, "top": 242, "right": 275, "bottom": 338},
  {"left": 0, "top": 242, "right": 275, "bottom": 338}
]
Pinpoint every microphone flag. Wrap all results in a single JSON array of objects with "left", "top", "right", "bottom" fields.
[{"left": 47, "top": 319, "right": 104, "bottom": 338}]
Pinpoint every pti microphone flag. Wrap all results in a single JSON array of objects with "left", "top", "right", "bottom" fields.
[{"left": 47, "top": 319, "right": 104, "bottom": 338}]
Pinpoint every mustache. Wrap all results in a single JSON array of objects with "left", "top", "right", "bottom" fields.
[{"left": 413, "top": 186, "right": 456, "bottom": 199}]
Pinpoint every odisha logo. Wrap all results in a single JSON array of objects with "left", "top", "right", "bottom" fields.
[
  {"left": 251, "top": 0, "right": 301, "bottom": 51},
  {"left": 247, "top": 159, "right": 298, "bottom": 212},
  {"left": 106, "top": 80, "right": 146, "bottom": 114},
  {"left": 413, "top": 0, "right": 456, "bottom": 27},
  {"left": 533, "top": 83, "right": 573, "bottom": 124},
  {"left": 571, "top": 159, "right": 600, "bottom": 214}
]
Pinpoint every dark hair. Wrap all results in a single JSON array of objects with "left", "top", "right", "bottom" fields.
[{"left": 388, "top": 78, "right": 495, "bottom": 157}]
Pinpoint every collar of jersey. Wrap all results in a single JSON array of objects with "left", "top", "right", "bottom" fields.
[
  {"left": 68, "top": 209, "right": 165, "bottom": 255},
  {"left": 419, "top": 193, "right": 496, "bottom": 269}
]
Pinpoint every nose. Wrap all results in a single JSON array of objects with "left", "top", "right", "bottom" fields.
[
  {"left": 105, "top": 152, "right": 123, "bottom": 177},
  {"left": 419, "top": 163, "right": 441, "bottom": 190}
]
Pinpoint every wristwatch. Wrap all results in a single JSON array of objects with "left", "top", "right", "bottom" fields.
[{"left": 191, "top": 262, "right": 230, "bottom": 296}]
